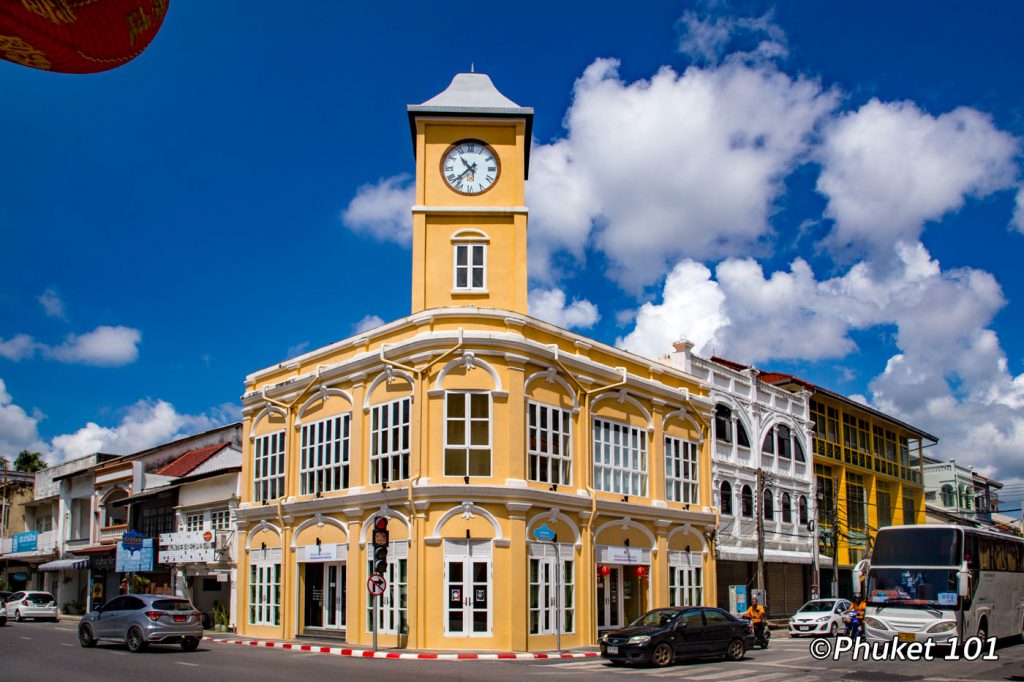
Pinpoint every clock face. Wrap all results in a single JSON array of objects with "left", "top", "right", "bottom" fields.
[{"left": 441, "top": 139, "right": 500, "bottom": 195}]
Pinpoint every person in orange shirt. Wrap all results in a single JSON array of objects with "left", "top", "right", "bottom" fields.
[
  {"left": 742, "top": 596, "right": 768, "bottom": 641},
  {"left": 851, "top": 594, "right": 867, "bottom": 638}
]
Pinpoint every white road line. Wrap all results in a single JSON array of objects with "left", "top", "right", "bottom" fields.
[
  {"left": 768, "top": 655, "right": 809, "bottom": 665},
  {"left": 175, "top": 661, "right": 199, "bottom": 667},
  {"left": 19, "top": 636, "right": 31, "bottom": 640},
  {"left": 108, "top": 651, "right": 126, "bottom": 656},
  {"left": 55, "top": 627, "right": 74, "bottom": 632},
  {"left": 60, "top": 643, "right": 74, "bottom": 647},
  {"left": 682, "top": 669, "right": 758, "bottom": 680}
]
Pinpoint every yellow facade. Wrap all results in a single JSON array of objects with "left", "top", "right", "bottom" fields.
[{"left": 235, "top": 74, "right": 718, "bottom": 650}]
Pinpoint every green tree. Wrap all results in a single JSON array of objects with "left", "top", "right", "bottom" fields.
[{"left": 14, "top": 450, "right": 46, "bottom": 472}]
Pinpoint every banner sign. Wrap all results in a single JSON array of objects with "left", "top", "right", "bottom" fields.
[
  {"left": 116, "top": 537, "right": 154, "bottom": 572},
  {"left": 159, "top": 530, "right": 216, "bottom": 564},
  {"left": 303, "top": 544, "right": 338, "bottom": 563},
  {"left": 13, "top": 531, "right": 38, "bottom": 553}
]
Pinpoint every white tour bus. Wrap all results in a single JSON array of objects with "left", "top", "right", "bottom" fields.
[{"left": 856, "top": 524, "right": 1024, "bottom": 644}]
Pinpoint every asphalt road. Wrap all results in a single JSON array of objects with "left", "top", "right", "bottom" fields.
[{"left": 2, "top": 619, "right": 1024, "bottom": 682}]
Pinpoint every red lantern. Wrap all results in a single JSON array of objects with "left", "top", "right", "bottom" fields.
[
  {"left": 636, "top": 566, "right": 646, "bottom": 578},
  {"left": 599, "top": 565, "right": 611, "bottom": 577}
]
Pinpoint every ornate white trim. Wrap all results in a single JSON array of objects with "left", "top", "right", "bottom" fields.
[
  {"left": 526, "top": 509, "right": 582, "bottom": 549},
  {"left": 593, "top": 517, "right": 657, "bottom": 552},
  {"left": 245, "top": 519, "right": 283, "bottom": 551},
  {"left": 662, "top": 407, "right": 705, "bottom": 444},
  {"left": 249, "top": 404, "right": 288, "bottom": 441},
  {"left": 363, "top": 367, "right": 415, "bottom": 413},
  {"left": 591, "top": 389, "right": 654, "bottom": 432},
  {"left": 524, "top": 368, "right": 580, "bottom": 414},
  {"left": 433, "top": 352, "right": 503, "bottom": 392},
  {"left": 451, "top": 228, "right": 490, "bottom": 242},
  {"left": 290, "top": 512, "right": 348, "bottom": 548},
  {"left": 295, "top": 386, "right": 354, "bottom": 429},
  {"left": 357, "top": 506, "right": 411, "bottom": 547},
  {"left": 429, "top": 502, "right": 503, "bottom": 542},
  {"left": 667, "top": 523, "right": 708, "bottom": 554}
]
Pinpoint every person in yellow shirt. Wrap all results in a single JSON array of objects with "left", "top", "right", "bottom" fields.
[
  {"left": 851, "top": 594, "right": 867, "bottom": 638},
  {"left": 742, "top": 596, "right": 768, "bottom": 641}
]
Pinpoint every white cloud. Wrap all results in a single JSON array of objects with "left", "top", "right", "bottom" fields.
[
  {"left": 676, "top": 8, "right": 788, "bottom": 66},
  {"left": 50, "top": 399, "right": 238, "bottom": 463},
  {"left": 353, "top": 314, "right": 385, "bottom": 334},
  {"left": 0, "top": 334, "right": 39, "bottom": 361},
  {"left": 817, "top": 99, "right": 1020, "bottom": 259},
  {"left": 45, "top": 325, "right": 141, "bottom": 367},
  {"left": 38, "top": 288, "right": 66, "bottom": 319},
  {"left": 1012, "top": 185, "right": 1024, "bottom": 233},
  {"left": 341, "top": 174, "right": 414, "bottom": 246},
  {"left": 0, "top": 378, "right": 47, "bottom": 457},
  {"left": 286, "top": 341, "right": 310, "bottom": 358},
  {"left": 527, "top": 57, "right": 837, "bottom": 289},
  {"left": 528, "top": 288, "right": 600, "bottom": 330}
]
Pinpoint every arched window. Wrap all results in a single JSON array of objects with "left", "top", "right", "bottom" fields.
[
  {"left": 776, "top": 425, "right": 792, "bottom": 459},
  {"left": 959, "top": 486, "right": 972, "bottom": 510},
  {"left": 941, "top": 484, "right": 955, "bottom": 507},
  {"left": 720, "top": 481, "right": 733, "bottom": 515},
  {"left": 761, "top": 427, "right": 775, "bottom": 457},
  {"left": 798, "top": 495, "right": 808, "bottom": 525},
  {"left": 782, "top": 492, "right": 792, "bottom": 524},
  {"left": 736, "top": 420, "right": 750, "bottom": 448},
  {"left": 741, "top": 485, "right": 753, "bottom": 518},
  {"left": 794, "top": 437, "right": 806, "bottom": 463},
  {"left": 762, "top": 489, "right": 774, "bottom": 520},
  {"left": 715, "top": 405, "right": 733, "bottom": 444}
]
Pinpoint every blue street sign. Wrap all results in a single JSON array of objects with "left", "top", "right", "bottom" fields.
[{"left": 533, "top": 523, "right": 556, "bottom": 541}]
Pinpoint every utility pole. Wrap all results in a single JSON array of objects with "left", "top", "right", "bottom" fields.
[
  {"left": 830, "top": 477, "right": 839, "bottom": 598},
  {"left": 755, "top": 469, "right": 765, "bottom": 595}
]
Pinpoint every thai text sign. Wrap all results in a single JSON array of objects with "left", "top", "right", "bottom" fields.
[
  {"left": 116, "top": 537, "right": 154, "bottom": 572},
  {"left": 159, "top": 530, "right": 216, "bottom": 564},
  {"left": 13, "top": 531, "right": 38, "bottom": 553}
]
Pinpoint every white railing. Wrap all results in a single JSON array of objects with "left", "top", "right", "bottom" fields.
[{"left": 99, "top": 524, "right": 128, "bottom": 544}]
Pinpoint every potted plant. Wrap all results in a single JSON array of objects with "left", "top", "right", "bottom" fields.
[{"left": 211, "top": 600, "right": 229, "bottom": 632}]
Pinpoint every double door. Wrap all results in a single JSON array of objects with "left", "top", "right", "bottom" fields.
[
  {"left": 597, "top": 566, "right": 624, "bottom": 630},
  {"left": 304, "top": 562, "right": 345, "bottom": 630},
  {"left": 444, "top": 539, "right": 491, "bottom": 636}
]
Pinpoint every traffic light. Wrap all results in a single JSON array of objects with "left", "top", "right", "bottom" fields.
[{"left": 372, "top": 516, "right": 389, "bottom": 575}]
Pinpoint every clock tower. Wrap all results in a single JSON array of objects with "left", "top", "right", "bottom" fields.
[{"left": 407, "top": 73, "right": 533, "bottom": 314}]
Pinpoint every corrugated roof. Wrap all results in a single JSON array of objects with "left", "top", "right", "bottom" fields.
[{"left": 154, "top": 442, "right": 231, "bottom": 477}]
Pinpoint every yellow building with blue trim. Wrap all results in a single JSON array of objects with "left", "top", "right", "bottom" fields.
[{"left": 235, "top": 73, "right": 719, "bottom": 651}]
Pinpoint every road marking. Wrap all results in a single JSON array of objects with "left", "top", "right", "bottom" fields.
[
  {"left": 175, "top": 661, "right": 199, "bottom": 667},
  {"left": 108, "top": 651, "right": 126, "bottom": 656},
  {"left": 60, "top": 643, "right": 74, "bottom": 647},
  {"left": 769, "top": 655, "right": 809, "bottom": 665},
  {"left": 56, "top": 627, "right": 74, "bottom": 632},
  {"left": 19, "top": 636, "right": 31, "bottom": 640}
]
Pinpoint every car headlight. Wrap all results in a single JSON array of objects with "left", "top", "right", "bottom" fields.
[
  {"left": 599, "top": 634, "right": 608, "bottom": 643},
  {"left": 927, "top": 621, "right": 957, "bottom": 634},
  {"left": 864, "top": 617, "right": 889, "bottom": 630},
  {"left": 817, "top": 616, "right": 831, "bottom": 622},
  {"left": 627, "top": 635, "right": 651, "bottom": 645}
]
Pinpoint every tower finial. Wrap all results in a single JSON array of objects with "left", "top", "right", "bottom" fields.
[{"left": 470, "top": 62, "right": 475, "bottom": 73}]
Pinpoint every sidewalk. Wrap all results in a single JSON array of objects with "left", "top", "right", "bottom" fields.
[{"left": 202, "top": 632, "right": 601, "bottom": 661}]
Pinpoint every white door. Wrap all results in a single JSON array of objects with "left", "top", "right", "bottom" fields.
[
  {"left": 529, "top": 542, "right": 574, "bottom": 635},
  {"left": 444, "top": 539, "right": 492, "bottom": 636},
  {"left": 597, "top": 566, "right": 624, "bottom": 630},
  {"left": 323, "top": 562, "right": 345, "bottom": 629},
  {"left": 367, "top": 540, "right": 408, "bottom": 635}
]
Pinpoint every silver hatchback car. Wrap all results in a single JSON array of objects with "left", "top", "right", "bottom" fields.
[{"left": 79, "top": 594, "right": 203, "bottom": 652}]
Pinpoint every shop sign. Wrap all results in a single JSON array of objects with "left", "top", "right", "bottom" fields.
[
  {"left": 303, "top": 544, "right": 338, "bottom": 563},
  {"left": 600, "top": 545, "right": 649, "bottom": 566},
  {"left": 13, "top": 531, "right": 37, "bottom": 553},
  {"left": 90, "top": 553, "right": 116, "bottom": 571},
  {"left": 116, "top": 537, "right": 154, "bottom": 572},
  {"left": 532, "top": 523, "right": 556, "bottom": 542},
  {"left": 158, "top": 530, "right": 216, "bottom": 564}
]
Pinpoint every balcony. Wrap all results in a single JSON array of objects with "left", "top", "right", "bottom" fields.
[
  {"left": 1, "top": 530, "right": 57, "bottom": 557},
  {"left": 99, "top": 524, "right": 128, "bottom": 544}
]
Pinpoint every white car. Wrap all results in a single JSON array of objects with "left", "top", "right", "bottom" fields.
[
  {"left": 788, "top": 598, "right": 851, "bottom": 637},
  {"left": 4, "top": 591, "right": 59, "bottom": 622}
]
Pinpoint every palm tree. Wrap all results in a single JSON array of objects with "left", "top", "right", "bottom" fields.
[{"left": 13, "top": 450, "right": 46, "bottom": 472}]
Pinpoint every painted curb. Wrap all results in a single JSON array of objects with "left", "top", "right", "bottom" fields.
[{"left": 203, "top": 636, "right": 600, "bottom": 661}]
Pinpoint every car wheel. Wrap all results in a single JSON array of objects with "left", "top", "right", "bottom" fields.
[
  {"left": 126, "top": 627, "right": 148, "bottom": 653},
  {"left": 650, "top": 643, "right": 674, "bottom": 668},
  {"left": 181, "top": 636, "right": 200, "bottom": 652},
  {"left": 14, "top": 610, "right": 22, "bottom": 623},
  {"left": 79, "top": 624, "right": 97, "bottom": 648},
  {"left": 829, "top": 622, "right": 838, "bottom": 637},
  {"left": 725, "top": 638, "right": 745, "bottom": 661}
]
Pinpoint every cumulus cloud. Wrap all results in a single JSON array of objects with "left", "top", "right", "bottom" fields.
[
  {"left": 527, "top": 57, "right": 837, "bottom": 289},
  {"left": 677, "top": 8, "right": 788, "bottom": 66},
  {"left": 341, "top": 174, "right": 414, "bottom": 246},
  {"left": 528, "top": 288, "right": 600, "bottom": 330},
  {"left": 50, "top": 399, "right": 239, "bottom": 463},
  {"left": 1013, "top": 186, "right": 1024, "bottom": 233},
  {"left": 0, "top": 334, "right": 39, "bottom": 361},
  {"left": 38, "top": 288, "right": 66, "bottom": 319},
  {"left": 45, "top": 325, "right": 141, "bottom": 367},
  {"left": 0, "top": 378, "right": 48, "bottom": 457},
  {"left": 817, "top": 100, "right": 1020, "bottom": 259},
  {"left": 353, "top": 314, "right": 385, "bottom": 334},
  {"left": 286, "top": 341, "right": 310, "bottom": 358}
]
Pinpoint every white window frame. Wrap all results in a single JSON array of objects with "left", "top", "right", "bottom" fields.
[
  {"left": 210, "top": 509, "right": 231, "bottom": 531},
  {"left": 668, "top": 552, "right": 703, "bottom": 607},
  {"left": 253, "top": 430, "right": 285, "bottom": 502},
  {"left": 443, "top": 539, "right": 493, "bottom": 637},
  {"left": 665, "top": 435, "right": 699, "bottom": 504},
  {"left": 370, "top": 397, "right": 411, "bottom": 484},
  {"left": 453, "top": 242, "right": 487, "bottom": 292},
  {"left": 249, "top": 549, "right": 281, "bottom": 626},
  {"left": 528, "top": 542, "right": 575, "bottom": 635},
  {"left": 300, "top": 412, "right": 351, "bottom": 495},
  {"left": 593, "top": 417, "right": 647, "bottom": 496},
  {"left": 443, "top": 391, "right": 492, "bottom": 478},
  {"left": 527, "top": 401, "right": 573, "bottom": 486},
  {"left": 366, "top": 540, "right": 408, "bottom": 635},
  {"left": 184, "top": 512, "right": 203, "bottom": 532}
]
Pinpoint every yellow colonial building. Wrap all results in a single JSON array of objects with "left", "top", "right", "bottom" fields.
[{"left": 235, "top": 73, "right": 718, "bottom": 651}]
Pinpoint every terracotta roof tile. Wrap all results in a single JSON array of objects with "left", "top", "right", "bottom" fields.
[{"left": 154, "top": 442, "right": 231, "bottom": 477}]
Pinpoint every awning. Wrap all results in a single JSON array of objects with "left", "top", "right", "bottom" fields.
[
  {"left": 718, "top": 548, "right": 814, "bottom": 565},
  {"left": 38, "top": 557, "right": 89, "bottom": 572}
]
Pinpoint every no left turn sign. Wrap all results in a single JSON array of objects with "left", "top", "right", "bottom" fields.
[{"left": 367, "top": 573, "right": 387, "bottom": 596}]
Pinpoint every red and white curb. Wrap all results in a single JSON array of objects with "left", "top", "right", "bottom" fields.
[{"left": 203, "top": 636, "right": 599, "bottom": 661}]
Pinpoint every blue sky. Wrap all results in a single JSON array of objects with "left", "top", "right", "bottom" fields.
[{"left": 2, "top": 2, "right": 1024, "bottom": 504}]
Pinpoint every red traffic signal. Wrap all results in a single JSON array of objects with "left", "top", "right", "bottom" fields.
[{"left": 374, "top": 517, "right": 388, "bottom": 531}]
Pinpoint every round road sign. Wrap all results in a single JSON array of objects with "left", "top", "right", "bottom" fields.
[{"left": 367, "top": 573, "right": 387, "bottom": 596}]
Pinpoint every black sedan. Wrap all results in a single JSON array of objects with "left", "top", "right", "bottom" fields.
[{"left": 599, "top": 607, "right": 754, "bottom": 667}]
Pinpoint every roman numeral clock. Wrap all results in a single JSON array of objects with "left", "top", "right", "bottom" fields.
[{"left": 441, "top": 140, "right": 500, "bottom": 195}]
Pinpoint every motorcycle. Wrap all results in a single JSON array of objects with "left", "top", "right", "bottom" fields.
[{"left": 742, "top": 615, "right": 771, "bottom": 649}]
